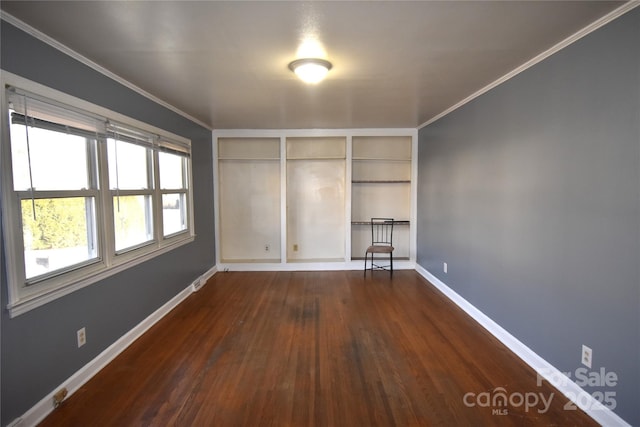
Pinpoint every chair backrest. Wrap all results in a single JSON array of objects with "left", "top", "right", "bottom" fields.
[{"left": 370, "top": 218, "right": 394, "bottom": 246}]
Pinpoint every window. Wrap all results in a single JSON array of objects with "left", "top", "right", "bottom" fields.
[
  {"left": 107, "top": 130, "right": 154, "bottom": 252},
  {"left": 1, "top": 78, "right": 194, "bottom": 316},
  {"left": 8, "top": 92, "right": 102, "bottom": 283},
  {"left": 159, "top": 151, "right": 189, "bottom": 237}
]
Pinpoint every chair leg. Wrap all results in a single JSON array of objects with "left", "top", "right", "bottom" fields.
[
  {"left": 363, "top": 251, "right": 367, "bottom": 277},
  {"left": 390, "top": 252, "right": 393, "bottom": 277}
]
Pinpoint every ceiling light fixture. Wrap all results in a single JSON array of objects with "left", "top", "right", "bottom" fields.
[{"left": 288, "top": 58, "right": 332, "bottom": 84}]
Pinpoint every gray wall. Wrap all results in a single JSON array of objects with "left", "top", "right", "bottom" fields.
[
  {"left": 1, "top": 22, "right": 215, "bottom": 425},
  {"left": 417, "top": 8, "right": 639, "bottom": 425}
]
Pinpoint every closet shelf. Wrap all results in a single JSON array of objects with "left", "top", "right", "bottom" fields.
[
  {"left": 352, "top": 157, "right": 411, "bottom": 162},
  {"left": 352, "top": 180, "right": 410, "bottom": 184},
  {"left": 351, "top": 220, "right": 410, "bottom": 225},
  {"left": 218, "top": 157, "right": 280, "bottom": 161},
  {"left": 287, "top": 156, "right": 345, "bottom": 160}
]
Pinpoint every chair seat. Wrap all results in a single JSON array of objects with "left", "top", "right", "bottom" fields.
[{"left": 366, "top": 245, "right": 394, "bottom": 254}]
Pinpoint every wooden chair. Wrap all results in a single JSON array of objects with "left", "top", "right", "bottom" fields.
[{"left": 364, "top": 218, "right": 394, "bottom": 277}]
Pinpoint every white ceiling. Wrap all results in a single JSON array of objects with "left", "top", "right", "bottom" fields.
[{"left": 0, "top": 1, "right": 626, "bottom": 130}]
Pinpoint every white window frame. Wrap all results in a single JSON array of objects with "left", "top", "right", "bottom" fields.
[
  {"left": 107, "top": 126, "right": 157, "bottom": 254},
  {"left": 1, "top": 72, "right": 195, "bottom": 317},
  {"left": 158, "top": 151, "right": 190, "bottom": 238}
]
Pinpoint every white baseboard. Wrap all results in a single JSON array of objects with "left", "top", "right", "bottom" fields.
[
  {"left": 415, "top": 264, "right": 630, "bottom": 427},
  {"left": 192, "top": 265, "right": 218, "bottom": 291},
  {"left": 217, "top": 260, "right": 415, "bottom": 272},
  {"left": 10, "top": 265, "right": 218, "bottom": 427},
  {"left": 200, "top": 265, "right": 218, "bottom": 282}
]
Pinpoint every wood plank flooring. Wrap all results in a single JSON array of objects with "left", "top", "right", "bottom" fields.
[{"left": 40, "top": 270, "right": 597, "bottom": 426}]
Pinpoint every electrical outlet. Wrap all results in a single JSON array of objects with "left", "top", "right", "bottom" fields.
[
  {"left": 444, "top": 262, "right": 448, "bottom": 273},
  {"left": 265, "top": 244, "right": 270, "bottom": 252},
  {"left": 77, "top": 327, "right": 86, "bottom": 348},
  {"left": 581, "top": 344, "right": 592, "bottom": 368}
]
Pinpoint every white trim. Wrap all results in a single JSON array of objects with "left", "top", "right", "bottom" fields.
[
  {"left": 0, "top": 11, "right": 211, "bottom": 131},
  {"left": 8, "top": 266, "right": 217, "bottom": 427},
  {"left": 199, "top": 265, "right": 218, "bottom": 283},
  {"left": 279, "top": 136, "right": 287, "bottom": 265},
  {"left": 219, "top": 260, "right": 415, "bottom": 272},
  {"left": 414, "top": 264, "right": 631, "bottom": 427},
  {"left": 192, "top": 265, "right": 217, "bottom": 291},
  {"left": 344, "top": 135, "right": 353, "bottom": 262},
  {"left": 409, "top": 131, "right": 418, "bottom": 261},
  {"left": 212, "top": 137, "right": 221, "bottom": 267},
  {"left": 417, "top": 1, "right": 640, "bottom": 129},
  {"left": 213, "top": 128, "right": 416, "bottom": 138}
]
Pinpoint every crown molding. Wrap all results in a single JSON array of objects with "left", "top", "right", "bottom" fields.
[
  {"left": 1, "top": 11, "right": 212, "bottom": 131},
  {"left": 418, "top": 1, "right": 640, "bottom": 130}
]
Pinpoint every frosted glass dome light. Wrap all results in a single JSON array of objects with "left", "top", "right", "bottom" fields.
[{"left": 288, "top": 58, "right": 332, "bottom": 84}]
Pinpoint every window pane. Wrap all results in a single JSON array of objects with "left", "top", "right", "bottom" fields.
[
  {"left": 107, "top": 139, "right": 150, "bottom": 190},
  {"left": 22, "top": 197, "right": 97, "bottom": 279},
  {"left": 162, "top": 193, "right": 187, "bottom": 236},
  {"left": 159, "top": 152, "right": 185, "bottom": 189},
  {"left": 113, "top": 195, "right": 153, "bottom": 251},
  {"left": 10, "top": 123, "right": 91, "bottom": 191}
]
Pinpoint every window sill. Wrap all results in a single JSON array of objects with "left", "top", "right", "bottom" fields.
[{"left": 7, "top": 235, "right": 195, "bottom": 318}]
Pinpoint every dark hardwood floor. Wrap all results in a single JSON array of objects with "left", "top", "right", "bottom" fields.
[{"left": 40, "top": 270, "right": 597, "bottom": 426}]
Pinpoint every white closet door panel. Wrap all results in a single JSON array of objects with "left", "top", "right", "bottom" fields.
[
  {"left": 219, "top": 160, "right": 280, "bottom": 262},
  {"left": 287, "top": 160, "right": 345, "bottom": 260}
]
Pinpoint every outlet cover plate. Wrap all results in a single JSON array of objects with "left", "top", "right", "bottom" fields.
[
  {"left": 581, "top": 344, "right": 592, "bottom": 368},
  {"left": 77, "top": 327, "right": 86, "bottom": 348}
]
